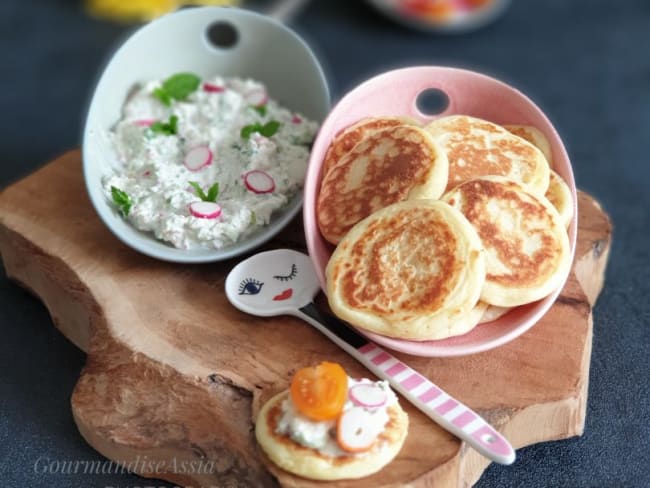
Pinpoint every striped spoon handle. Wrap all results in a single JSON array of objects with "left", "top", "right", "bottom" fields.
[{"left": 296, "top": 303, "right": 516, "bottom": 465}]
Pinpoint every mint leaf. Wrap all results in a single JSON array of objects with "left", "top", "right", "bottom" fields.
[
  {"left": 260, "top": 120, "right": 280, "bottom": 137},
  {"left": 241, "top": 123, "right": 262, "bottom": 140},
  {"left": 241, "top": 120, "right": 280, "bottom": 139},
  {"left": 152, "top": 73, "right": 200, "bottom": 106},
  {"left": 251, "top": 105, "right": 267, "bottom": 117},
  {"left": 111, "top": 186, "right": 132, "bottom": 217},
  {"left": 168, "top": 114, "right": 178, "bottom": 133},
  {"left": 150, "top": 115, "right": 178, "bottom": 136},
  {"left": 206, "top": 182, "right": 219, "bottom": 202},
  {"left": 162, "top": 73, "right": 201, "bottom": 101},
  {"left": 153, "top": 87, "right": 172, "bottom": 106},
  {"left": 188, "top": 181, "right": 219, "bottom": 202},
  {"left": 188, "top": 181, "right": 208, "bottom": 200}
]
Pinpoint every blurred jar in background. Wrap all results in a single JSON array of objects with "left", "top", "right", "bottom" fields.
[{"left": 85, "top": 0, "right": 239, "bottom": 22}]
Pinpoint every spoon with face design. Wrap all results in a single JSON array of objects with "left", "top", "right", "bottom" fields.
[{"left": 225, "top": 249, "right": 515, "bottom": 465}]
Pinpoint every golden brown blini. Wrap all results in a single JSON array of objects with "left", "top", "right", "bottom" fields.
[
  {"left": 504, "top": 124, "right": 553, "bottom": 167},
  {"left": 321, "top": 116, "right": 420, "bottom": 176},
  {"left": 326, "top": 199, "right": 486, "bottom": 340},
  {"left": 442, "top": 176, "right": 571, "bottom": 307},
  {"left": 255, "top": 392, "right": 408, "bottom": 481},
  {"left": 426, "top": 115, "right": 550, "bottom": 195},
  {"left": 317, "top": 125, "right": 448, "bottom": 245}
]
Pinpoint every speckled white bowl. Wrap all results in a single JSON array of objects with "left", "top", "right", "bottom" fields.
[{"left": 83, "top": 7, "right": 329, "bottom": 263}]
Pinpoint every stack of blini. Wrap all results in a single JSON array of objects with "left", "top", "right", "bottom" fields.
[{"left": 317, "top": 115, "right": 573, "bottom": 341}]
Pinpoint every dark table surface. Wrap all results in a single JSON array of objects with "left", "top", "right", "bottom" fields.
[{"left": 1, "top": 0, "right": 649, "bottom": 486}]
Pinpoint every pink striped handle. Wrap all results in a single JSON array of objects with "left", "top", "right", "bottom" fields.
[{"left": 357, "top": 342, "right": 515, "bottom": 465}]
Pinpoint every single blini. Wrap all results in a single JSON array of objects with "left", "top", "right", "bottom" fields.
[
  {"left": 317, "top": 125, "right": 449, "bottom": 244},
  {"left": 255, "top": 362, "right": 408, "bottom": 481},
  {"left": 442, "top": 176, "right": 571, "bottom": 307},
  {"left": 326, "top": 199, "right": 486, "bottom": 341},
  {"left": 504, "top": 124, "right": 553, "bottom": 166},
  {"left": 321, "top": 116, "right": 420, "bottom": 176},
  {"left": 426, "top": 115, "right": 550, "bottom": 195},
  {"left": 545, "top": 170, "right": 574, "bottom": 228}
]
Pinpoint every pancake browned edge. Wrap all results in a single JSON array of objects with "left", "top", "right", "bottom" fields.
[
  {"left": 545, "top": 170, "right": 574, "bottom": 228},
  {"left": 504, "top": 124, "right": 553, "bottom": 167},
  {"left": 322, "top": 116, "right": 420, "bottom": 176},
  {"left": 317, "top": 125, "right": 448, "bottom": 245},
  {"left": 327, "top": 199, "right": 485, "bottom": 340},
  {"left": 426, "top": 115, "right": 550, "bottom": 196},
  {"left": 503, "top": 126, "right": 573, "bottom": 227},
  {"left": 478, "top": 303, "right": 511, "bottom": 324},
  {"left": 442, "top": 176, "right": 571, "bottom": 307},
  {"left": 255, "top": 392, "right": 408, "bottom": 481}
]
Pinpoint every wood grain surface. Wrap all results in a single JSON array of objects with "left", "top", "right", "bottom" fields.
[{"left": 0, "top": 150, "right": 611, "bottom": 487}]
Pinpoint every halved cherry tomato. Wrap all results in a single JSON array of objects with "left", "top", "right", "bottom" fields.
[{"left": 290, "top": 362, "right": 348, "bottom": 421}]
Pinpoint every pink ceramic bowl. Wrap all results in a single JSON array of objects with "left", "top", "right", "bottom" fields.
[{"left": 303, "top": 66, "right": 577, "bottom": 357}]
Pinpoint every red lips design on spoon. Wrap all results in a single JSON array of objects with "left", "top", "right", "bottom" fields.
[{"left": 273, "top": 288, "right": 293, "bottom": 301}]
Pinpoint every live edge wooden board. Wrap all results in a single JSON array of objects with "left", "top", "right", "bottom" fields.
[{"left": 0, "top": 151, "right": 611, "bottom": 488}]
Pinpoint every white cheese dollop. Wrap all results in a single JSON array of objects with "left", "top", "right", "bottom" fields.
[
  {"left": 276, "top": 377, "right": 398, "bottom": 458},
  {"left": 103, "top": 75, "right": 318, "bottom": 250}
]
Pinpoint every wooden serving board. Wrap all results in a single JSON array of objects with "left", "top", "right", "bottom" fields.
[{"left": 0, "top": 151, "right": 611, "bottom": 487}]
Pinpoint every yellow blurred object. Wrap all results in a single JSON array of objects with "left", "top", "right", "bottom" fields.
[{"left": 85, "top": 0, "right": 240, "bottom": 22}]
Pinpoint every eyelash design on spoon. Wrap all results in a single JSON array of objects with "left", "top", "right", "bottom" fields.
[
  {"left": 273, "top": 263, "right": 297, "bottom": 281},
  {"left": 239, "top": 278, "right": 263, "bottom": 295}
]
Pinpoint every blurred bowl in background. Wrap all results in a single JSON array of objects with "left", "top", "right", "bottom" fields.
[{"left": 367, "top": 0, "right": 511, "bottom": 34}]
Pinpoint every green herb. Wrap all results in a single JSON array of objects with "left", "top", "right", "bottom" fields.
[
  {"left": 188, "top": 181, "right": 219, "bottom": 202},
  {"left": 153, "top": 72, "right": 201, "bottom": 106},
  {"left": 250, "top": 212, "right": 256, "bottom": 225},
  {"left": 153, "top": 87, "right": 172, "bottom": 106},
  {"left": 240, "top": 124, "right": 260, "bottom": 140},
  {"left": 111, "top": 186, "right": 132, "bottom": 217},
  {"left": 251, "top": 104, "right": 267, "bottom": 117},
  {"left": 240, "top": 120, "right": 281, "bottom": 140},
  {"left": 150, "top": 115, "right": 178, "bottom": 136},
  {"left": 259, "top": 120, "right": 280, "bottom": 137}
]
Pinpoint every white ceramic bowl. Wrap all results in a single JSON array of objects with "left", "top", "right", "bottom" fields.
[{"left": 83, "top": 7, "right": 329, "bottom": 263}]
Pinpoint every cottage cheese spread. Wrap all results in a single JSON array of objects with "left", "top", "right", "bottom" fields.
[
  {"left": 276, "top": 377, "right": 398, "bottom": 457},
  {"left": 103, "top": 75, "right": 318, "bottom": 249}
]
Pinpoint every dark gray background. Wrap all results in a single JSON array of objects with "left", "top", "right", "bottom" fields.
[{"left": 1, "top": 0, "right": 649, "bottom": 487}]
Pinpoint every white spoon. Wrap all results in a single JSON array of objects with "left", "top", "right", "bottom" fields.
[{"left": 225, "top": 249, "right": 516, "bottom": 465}]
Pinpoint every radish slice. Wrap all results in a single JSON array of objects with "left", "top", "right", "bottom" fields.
[
  {"left": 246, "top": 89, "right": 268, "bottom": 107},
  {"left": 291, "top": 114, "right": 302, "bottom": 124},
  {"left": 189, "top": 201, "right": 222, "bottom": 219},
  {"left": 243, "top": 170, "right": 275, "bottom": 194},
  {"left": 203, "top": 83, "right": 225, "bottom": 93},
  {"left": 184, "top": 146, "right": 213, "bottom": 171},
  {"left": 349, "top": 384, "right": 387, "bottom": 408},
  {"left": 337, "top": 407, "right": 378, "bottom": 452},
  {"left": 134, "top": 119, "right": 155, "bottom": 127}
]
